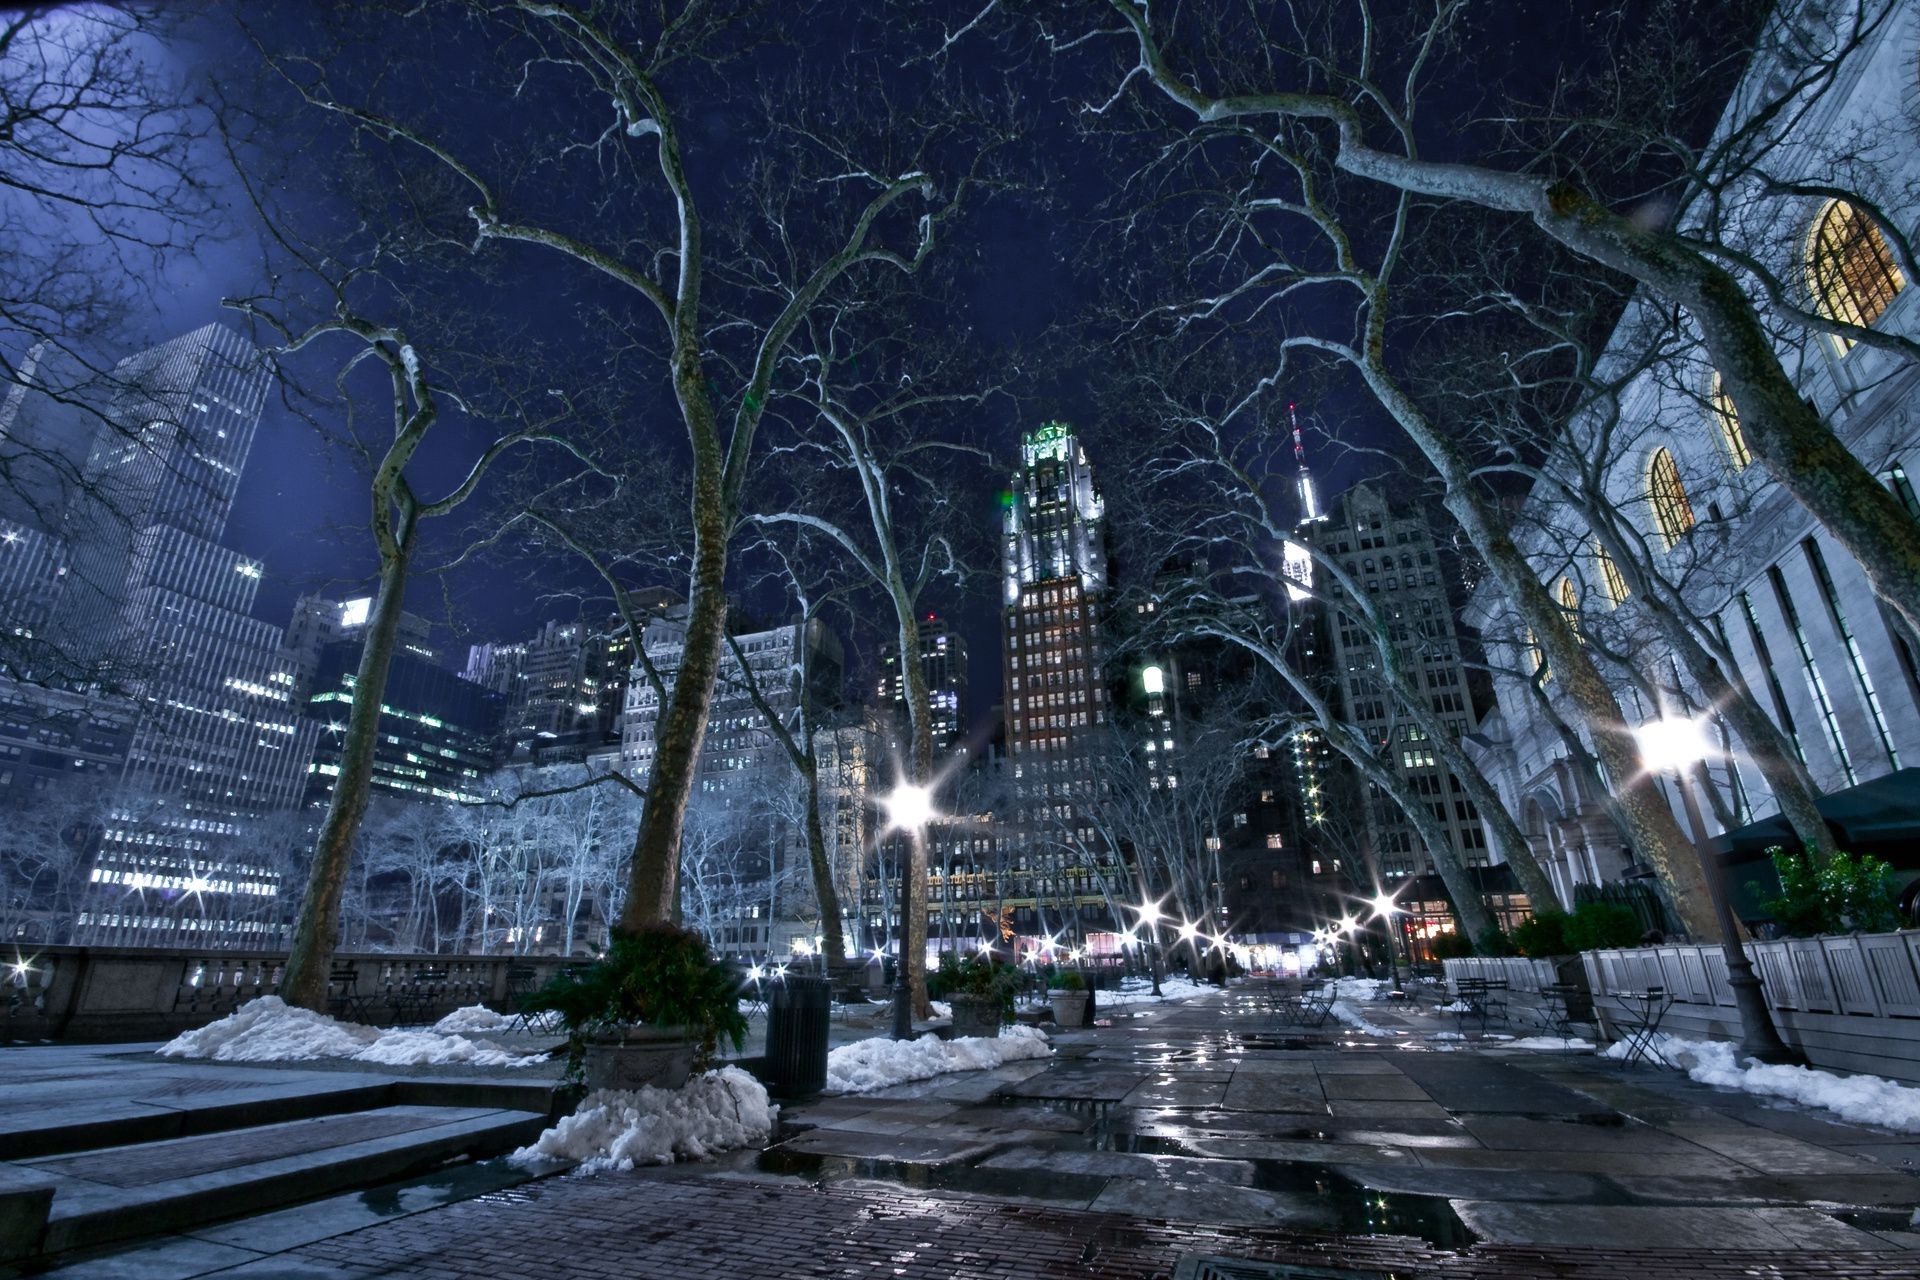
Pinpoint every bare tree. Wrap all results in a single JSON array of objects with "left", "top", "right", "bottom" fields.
[{"left": 247, "top": 1, "right": 996, "bottom": 936}]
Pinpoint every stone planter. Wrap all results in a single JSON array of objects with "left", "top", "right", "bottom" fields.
[
  {"left": 580, "top": 1026, "right": 695, "bottom": 1092},
  {"left": 1048, "top": 990, "right": 1091, "bottom": 1028},
  {"left": 948, "top": 994, "right": 1003, "bottom": 1039}
]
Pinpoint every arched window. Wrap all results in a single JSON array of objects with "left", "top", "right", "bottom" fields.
[
  {"left": 1594, "top": 540, "right": 1629, "bottom": 606},
  {"left": 1558, "top": 577, "right": 1580, "bottom": 635},
  {"left": 1525, "top": 628, "right": 1549, "bottom": 683},
  {"left": 1708, "top": 374, "right": 1753, "bottom": 470},
  {"left": 1647, "top": 447, "right": 1695, "bottom": 549},
  {"left": 1808, "top": 200, "right": 1907, "bottom": 343}
]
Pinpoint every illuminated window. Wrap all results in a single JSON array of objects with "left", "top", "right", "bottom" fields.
[
  {"left": 1807, "top": 200, "right": 1906, "bottom": 343},
  {"left": 1594, "top": 541, "right": 1628, "bottom": 605},
  {"left": 1647, "top": 448, "right": 1695, "bottom": 549},
  {"left": 1708, "top": 374, "right": 1752, "bottom": 469},
  {"left": 1558, "top": 577, "right": 1580, "bottom": 634}
]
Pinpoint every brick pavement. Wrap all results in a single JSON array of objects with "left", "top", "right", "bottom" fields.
[{"left": 288, "top": 1170, "right": 1920, "bottom": 1279}]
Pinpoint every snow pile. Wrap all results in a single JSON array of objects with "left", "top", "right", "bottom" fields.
[
  {"left": 432, "top": 1005, "right": 514, "bottom": 1035},
  {"left": 1330, "top": 1000, "right": 1398, "bottom": 1037},
  {"left": 1113, "top": 976, "right": 1216, "bottom": 1003},
  {"left": 1428, "top": 1031, "right": 1465, "bottom": 1041},
  {"left": 825, "top": 1025, "right": 1051, "bottom": 1094},
  {"left": 510, "top": 1067, "right": 776, "bottom": 1173},
  {"left": 1436, "top": 1000, "right": 1473, "bottom": 1013},
  {"left": 1606, "top": 1034, "right": 1920, "bottom": 1132},
  {"left": 1501, "top": 1036, "right": 1594, "bottom": 1052},
  {"left": 1316, "top": 977, "right": 1390, "bottom": 1002},
  {"left": 159, "top": 997, "right": 543, "bottom": 1068}
]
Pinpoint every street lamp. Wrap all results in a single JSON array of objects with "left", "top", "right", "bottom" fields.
[
  {"left": 1367, "top": 888, "right": 1408, "bottom": 993},
  {"left": 1132, "top": 893, "right": 1169, "bottom": 995},
  {"left": 882, "top": 780, "right": 938, "bottom": 1040},
  {"left": 1633, "top": 715, "right": 1797, "bottom": 1064}
]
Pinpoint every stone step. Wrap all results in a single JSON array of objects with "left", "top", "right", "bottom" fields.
[
  {"left": 1, "top": 1070, "right": 561, "bottom": 1160},
  {"left": 12, "top": 1104, "right": 549, "bottom": 1260}
]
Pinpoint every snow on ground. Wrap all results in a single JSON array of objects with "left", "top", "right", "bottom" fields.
[
  {"left": 1329, "top": 1000, "right": 1399, "bottom": 1037},
  {"left": 1500, "top": 1036, "right": 1595, "bottom": 1052},
  {"left": 1113, "top": 976, "right": 1216, "bottom": 1003},
  {"left": 1606, "top": 1033, "right": 1920, "bottom": 1132},
  {"left": 825, "top": 1025, "right": 1051, "bottom": 1094},
  {"left": 1428, "top": 1031, "right": 1465, "bottom": 1041},
  {"left": 158, "top": 996, "right": 544, "bottom": 1068},
  {"left": 510, "top": 1067, "right": 777, "bottom": 1173},
  {"left": 431, "top": 1005, "right": 514, "bottom": 1035},
  {"left": 1316, "top": 976, "right": 1390, "bottom": 1003}
]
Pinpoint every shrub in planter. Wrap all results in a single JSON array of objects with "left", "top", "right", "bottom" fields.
[
  {"left": 1428, "top": 930, "right": 1474, "bottom": 960},
  {"left": 1755, "top": 845, "right": 1898, "bottom": 937},
  {"left": 935, "top": 954, "right": 1020, "bottom": 1034},
  {"left": 1475, "top": 927, "right": 1518, "bottom": 957},
  {"left": 1512, "top": 911, "right": 1569, "bottom": 959},
  {"left": 1047, "top": 968, "right": 1091, "bottom": 1028},
  {"left": 1563, "top": 901, "right": 1646, "bottom": 951},
  {"left": 524, "top": 923, "right": 747, "bottom": 1085}
]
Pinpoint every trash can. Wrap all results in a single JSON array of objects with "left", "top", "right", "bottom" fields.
[{"left": 765, "top": 975, "right": 830, "bottom": 1098}]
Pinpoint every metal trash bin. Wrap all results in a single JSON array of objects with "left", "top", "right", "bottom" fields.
[{"left": 765, "top": 975, "right": 830, "bottom": 1097}]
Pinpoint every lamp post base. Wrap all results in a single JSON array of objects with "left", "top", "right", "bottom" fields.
[
  {"left": 1726, "top": 963, "right": 1802, "bottom": 1065},
  {"left": 891, "top": 978, "right": 913, "bottom": 1041}
]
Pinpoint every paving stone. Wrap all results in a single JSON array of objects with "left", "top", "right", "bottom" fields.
[
  {"left": 1119, "top": 1078, "right": 1230, "bottom": 1107},
  {"left": 1344, "top": 1164, "right": 1612, "bottom": 1203},
  {"left": 1001, "top": 1070, "right": 1146, "bottom": 1102},
  {"left": 1458, "top": 1115, "right": 1696, "bottom": 1153},
  {"left": 1179, "top": 1138, "right": 1418, "bottom": 1165},
  {"left": 1319, "top": 1073, "right": 1430, "bottom": 1102},
  {"left": 1326, "top": 1099, "right": 1454, "bottom": 1121},
  {"left": 1452, "top": 1200, "right": 1894, "bottom": 1251},
  {"left": 776, "top": 1127, "right": 1004, "bottom": 1164},
  {"left": 1220, "top": 1073, "right": 1329, "bottom": 1113},
  {"left": 1665, "top": 1126, "right": 1894, "bottom": 1174},
  {"left": 30, "top": 1235, "right": 268, "bottom": 1279},
  {"left": 1394, "top": 1055, "right": 1613, "bottom": 1117}
]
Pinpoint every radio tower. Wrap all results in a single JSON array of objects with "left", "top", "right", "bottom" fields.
[{"left": 1290, "top": 403, "right": 1327, "bottom": 530}]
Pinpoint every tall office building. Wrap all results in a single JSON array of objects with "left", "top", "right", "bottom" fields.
[
  {"left": 878, "top": 616, "right": 968, "bottom": 753},
  {"left": 38, "top": 324, "right": 320, "bottom": 948},
  {"left": 994, "top": 421, "right": 1114, "bottom": 944},
  {"left": 305, "top": 641, "right": 505, "bottom": 806},
  {"left": 283, "top": 593, "right": 435, "bottom": 697},
  {"left": 1309, "top": 480, "right": 1483, "bottom": 881}
]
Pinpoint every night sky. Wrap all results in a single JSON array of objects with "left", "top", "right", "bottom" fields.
[{"left": 56, "top": 0, "right": 1746, "bottom": 733}]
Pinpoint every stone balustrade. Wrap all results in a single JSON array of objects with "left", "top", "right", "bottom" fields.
[{"left": 1, "top": 946, "right": 577, "bottom": 1043}]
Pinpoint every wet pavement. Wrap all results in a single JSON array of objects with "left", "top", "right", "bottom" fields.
[{"left": 22, "top": 982, "right": 1920, "bottom": 1277}]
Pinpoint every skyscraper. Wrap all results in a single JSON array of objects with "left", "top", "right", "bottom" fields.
[
  {"left": 36, "top": 324, "right": 321, "bottom": 947},
  {"left": 998, "top": 421, "right": 1113, "bottom": 945},
  {"left": 1312, "top": 481, "right": 1483, "bottom": 882},
  {"left": 878, "top": 615, "right": 968, "bottom": 753}
]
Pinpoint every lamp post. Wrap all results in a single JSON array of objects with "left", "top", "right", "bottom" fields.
[
  {"left": 1367, "top": 888, "right": 1407, "bottom": 994},
  {"left": 1634, "top": 715, "right": 1798, "bottom": 1064},
  {"left": 1133, "top": 893, "right": 1167, "bottom": 996},
  {"left": 881, "top": 781, "right": 936, "bottom": 1041}
]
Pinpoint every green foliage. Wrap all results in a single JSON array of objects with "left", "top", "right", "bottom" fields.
[
  {"left": 930, "top": 954, "right": 1021, "bottom": 1015},
  {"left": 1755, "top": 845, "right": 1899, "bottom": 938},
  {"left": 1048, "top": 968, "right": 1087, "bottom": 992},
  {"left": 1563, "top": 901, "right": 1645, "bottom": 951},
  {"left": 1511, "top": 911, "right": 1569, "bottom": 958},
  {"left": 1475, "top": 927, "right": 1518, "bottom": 957},
  {"left": 523, "top": 923, "right": 747, "bottom": 1074},
  {"left": 1428, "top": 931, "right": 1474, "bottom": 960}
]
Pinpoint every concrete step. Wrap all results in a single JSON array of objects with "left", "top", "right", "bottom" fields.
[
  {"left": 12, "top": 1104, "right": 549, "bottom": 1260},
  {"left": 1, "top": 1070, "right": 562, "bottom": 1161}
]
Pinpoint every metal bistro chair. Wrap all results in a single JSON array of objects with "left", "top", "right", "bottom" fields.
[
  {"left": 1610, "top": 986, "right": 1674, "bottom": 1067},
  {"left": 1539, "top": 982, "right": 1580, "bottom": 1039},
  {"left": 501, "top": 964, "right": 542, "bottom": 1033},
  {"left": 326, "top": 963, "right": 375, "bottom": 1024},
  {"left": 388, "top": 967, "right": 449, "bottom": 1026}
]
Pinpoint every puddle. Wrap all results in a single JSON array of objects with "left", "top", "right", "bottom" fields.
[
  {"left": 1833, "top": 1207, "right": 1920, "bottom": 1234},
  {"left": 752, "top": 1146, "right": 1109, "bottom": 1205}
]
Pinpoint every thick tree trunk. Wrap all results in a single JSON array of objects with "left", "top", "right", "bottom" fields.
[
  {"left": 622, "top": 372, "right": 727, "bottom": 930},
  {"left": 281, "top": 531, "right": 414, "bottom": 1012},
  {"left": 801, "top": 756, "right": 848, "bottom": 965}
]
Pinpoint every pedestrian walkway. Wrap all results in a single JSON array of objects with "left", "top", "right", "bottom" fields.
[{"left": 17, "top": 983, "right": 1920, "bottom": 1278}]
